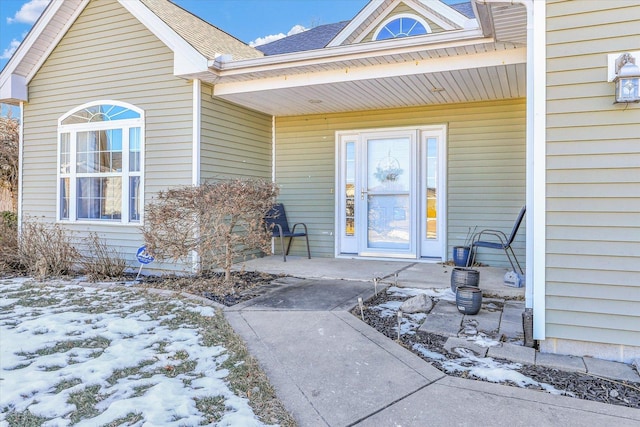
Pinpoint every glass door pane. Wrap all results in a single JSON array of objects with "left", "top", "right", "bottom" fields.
[{"left": 361, "top": 135, "right": 415, "bottom": 257}]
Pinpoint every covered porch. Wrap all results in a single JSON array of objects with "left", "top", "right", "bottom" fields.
[{"left": 239, "top": 255, "right": 524, "bottom": 299}]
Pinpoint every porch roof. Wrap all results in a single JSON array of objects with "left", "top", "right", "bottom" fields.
[{"left": 203, "top": 1, "right": 528, "bottom": 116}]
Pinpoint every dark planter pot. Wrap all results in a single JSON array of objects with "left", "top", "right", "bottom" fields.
[
  {"left": 452, "top": 246, "right": 472, "bottom": 267},
  {"left": 456, "top": 286, "right": 483, "bottom": 315},
  {"left": 450, "top": 267, "right": 480, "bottom": 293}
]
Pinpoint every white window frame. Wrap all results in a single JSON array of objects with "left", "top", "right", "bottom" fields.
[
  {"left": 372, "top": 13, "right": 432, "bottom": 41},
  {"left": 57, "top": 100, "right": 145, "bottom": 225}
]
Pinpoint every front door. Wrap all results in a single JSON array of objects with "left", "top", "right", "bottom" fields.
[{"left": 337, "top": 126, "right": 446, "bottom": 260}]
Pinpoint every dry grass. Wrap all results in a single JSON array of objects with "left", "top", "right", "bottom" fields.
[
  {"left": 80, "top": 232, "right": 127, "bottom": 281},
  {"left": 1, "top": 279, "right": 296, "bottom": 426},
  {"left": 16, "top": 219, "right": 78, "bottom": 278}
]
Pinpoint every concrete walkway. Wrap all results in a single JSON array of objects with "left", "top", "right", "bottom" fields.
[{"left": 225, "top": 274, "right": 640, "bottom": 426}]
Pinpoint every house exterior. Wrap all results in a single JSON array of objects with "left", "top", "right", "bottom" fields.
[{"left": 0, "top": 0, "right": 638, "bottom": 362}]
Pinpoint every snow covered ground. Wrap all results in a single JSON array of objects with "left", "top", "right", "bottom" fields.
[
  {"left": 371, "top": 286, "right": 569, "bottom": 396},
  {"left": 0, "top": 278, "right": 271, "bottom": 426}
]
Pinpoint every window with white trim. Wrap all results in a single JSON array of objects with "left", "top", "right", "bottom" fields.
[
  {"left": 58, "top": 102, "right": 143, "bottom": 223},
  {"left": 373, "top": 14, "right": 431, "bottom": 41}
]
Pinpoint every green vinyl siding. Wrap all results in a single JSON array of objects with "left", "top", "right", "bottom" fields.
[
  {"left": 200, "top": 85, "right": 272, "bottom": 180},
  {"left": 275, "top": 98, "right": 526, "bottom": 263},
  {"left": 545, "top": 0, "right": 640, "bottom": 348},
  {"left": 22, "top": 0, "right": 192, "bottom": 270}
]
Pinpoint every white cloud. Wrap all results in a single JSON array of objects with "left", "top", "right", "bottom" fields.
[
  {"left": 249, "top": 24, "right": 308, "bottom": 47},
  {"left": 6, "top": 0, "right": 49, "bottom": 24},
  {"left": 0, "top": 39, "right": 21, "bottom": 59}
]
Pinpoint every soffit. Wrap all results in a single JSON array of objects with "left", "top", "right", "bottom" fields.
[
  {"left": 210, "top": 39, "right": 526, "bottom": 116},
  {"left": 12, "top": 0, "right": 83, "bottom": 79},
  {"left": 213, "top": 62, "right": 525, "bottom": 116}
]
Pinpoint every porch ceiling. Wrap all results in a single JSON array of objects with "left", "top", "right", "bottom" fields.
[
  {"left": 207, "top": 39, "right": 527, "bottom": 116},
  {"left": 212, "top": 63, "right": 526, "bottom": 116}
]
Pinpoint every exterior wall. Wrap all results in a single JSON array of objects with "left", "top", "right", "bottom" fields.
[
  {"left": 543, "top": 0, "right": 640, "bottom": 361},
  {"left": 275, "top": 98, "right": 526, "bottom": 264},
  {"left": 23, "top": 0, "right": 193, "bottom": 269},
  {"left": 200, "top": 84, "right": 272, "bottom": 180}
]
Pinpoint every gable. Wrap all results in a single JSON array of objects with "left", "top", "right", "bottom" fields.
[{"left": 328, "top": 0, "right": 477, "bottom": 47}]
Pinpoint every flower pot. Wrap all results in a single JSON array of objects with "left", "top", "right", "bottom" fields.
[
  {"left": 452, "top": 246, "right": 472, "bottom": 267},
  {"left": 450, "top": 267, "right": 480, "bottom": 293},
  {"left": 456, "top": 286, "right": 483, "bottom": 315}
]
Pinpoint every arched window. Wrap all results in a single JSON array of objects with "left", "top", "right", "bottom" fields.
[
  {"left": 373, "top": 14, "right": 431, "bottom": 41},
  {"left": 58, "top": 101, "right": 144, "bottom": 223}
]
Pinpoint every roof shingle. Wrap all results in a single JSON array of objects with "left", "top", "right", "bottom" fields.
[
  {"left": 141, "top": 0, "right": 263, "bottom": 60},
  {"left": 257, "top": 21, "right": 349, "bottom": 56}
]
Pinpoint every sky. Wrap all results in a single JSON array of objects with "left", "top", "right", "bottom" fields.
[
  {"left": 0, "top": 0, "right": 464, "bottom": 116},
  {"left": 0, "top": 0, "right": 370, "bottom": 72}
]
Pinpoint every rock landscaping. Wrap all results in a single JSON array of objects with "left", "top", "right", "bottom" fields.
[{"left": 352, "top": 286, "right": 640, "bottom": 409}]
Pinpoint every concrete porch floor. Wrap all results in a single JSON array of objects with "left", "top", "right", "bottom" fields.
[{"left": 238, "top": 255, "right": 525, "bottom": 299}]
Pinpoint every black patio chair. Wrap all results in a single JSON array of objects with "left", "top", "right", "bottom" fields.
[
  {"left": 265, "top": 203, "right": 311, "bottom": 262},
  {"left": 469, "top": 205, "right": 526, "bottom": 274}
]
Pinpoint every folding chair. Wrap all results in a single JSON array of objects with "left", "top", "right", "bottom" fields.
[
  {"left": 470, "top": 206, "right": 526, "bottom": 274},
  {"left": 265, "top": 203, "right": 310, "bottom": 262}
]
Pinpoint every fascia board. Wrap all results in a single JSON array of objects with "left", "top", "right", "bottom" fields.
[
  {"left": 0, "top": 74, "right": 27, "bottom": 103},
  {"left": 118, "top": 0, "right": 208, "bottom": 76},
  {"left": 0, "top": 0, "right": 81, "bottom": 93},
  {"left": 213, "top": 46, "right": 525, "bottom": 96},
  {"left": 210, "top": 28, "right": 487, "bottom": 75},
  {"left": 416, "top": 0, "right": 476, "bottom": 28},
  {"left": 353, "top": 0, "right": 415, "bottom": 44},
  {"left": 352, "top": 1, "right": 479, "bottom": 45},
  {"left": 25, "top": 0, "right": 90, "bottom": 83},
  {"left": 326, "top": 0, "right": 385, "bottom": 47}
]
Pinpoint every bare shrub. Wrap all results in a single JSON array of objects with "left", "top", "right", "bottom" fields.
[
  {"left": 80, "top": 232, "right": 127, "bottom": 281},
  {"left": 0, "top": 211, "right": 19, "bottom": 273},
  {"left": 18, "top": 219, "right": 79, "bottom": 278},
  {"left": 0, "top": 115, "right": 19, "bottom": 211},
  {"left": 143, "top": 179, "right": 278, "bottom": 286}
]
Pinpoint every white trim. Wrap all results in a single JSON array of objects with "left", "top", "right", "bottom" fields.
[
  {"left": 272, "top": 116, "right": 276, "bottom": 183},
  {"left": 327, "top": 0, "right": 385, "bottom": 47},
  {"left": 25, "top": 0, "right": 89, "bottom": 84},
  {"left": 355, "top": 0, "right": 468, "bottom": 45},
  {"left": 192, "top": 79, "right": 201, "bottom": 186},
  {"left": 17, "top": 102, "right": 24, "bottom": 234},
  {"left": 191, "top": 79, "right": 202, "bottom": 274},
  {"left": 335, "top": 125, "right": 448, "bottom": 260},
  {"left": 272, "top": 115, "right": 276, "bottom": 255},
  {"left": 56, "top": 100, "right": 144, "bottom": 225},
  {"left": 415, "top": 0, "right": 478, "bottom": 28},
  {"left": 215, "top": 46, "right": 524, "bottom": 95},
  {"left": 473, "top": 0, "right": 546, "bottom": 343},
  {"left": 213, "top": 29, "right": 487, "bottom": 74},
  {"left": 419, "top": 125, "right": 447, "bottom": 260},
  {"left": 117, "top": 0, "right": 209, "bottom": 76},
  {"left": 371, "top": 13, "right": 433, "bottom": 41},
  {"left": 530, "top": 0, "right": 546, "bottom": 340},
  {"left": 327, "top": 0, "right": 474, "bottom": 47},
  {"left": 58, "top": 99, "right": 144, "bottom": 125},
  {"left": 0, "top": 74, "right": 27, "bottom": 103}
]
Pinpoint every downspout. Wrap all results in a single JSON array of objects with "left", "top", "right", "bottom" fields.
[
  {"left": 17, "top": 102, "right": 24, "bottom": 235},
  {"left": 475, "top": 0, "right": 546, "bottom": 340},
  {"left": 271, "top": 115, "right": 276, "bottom": 254},
  {"left": 192, "top": 79, "right": 202, "bottom": 273}
]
